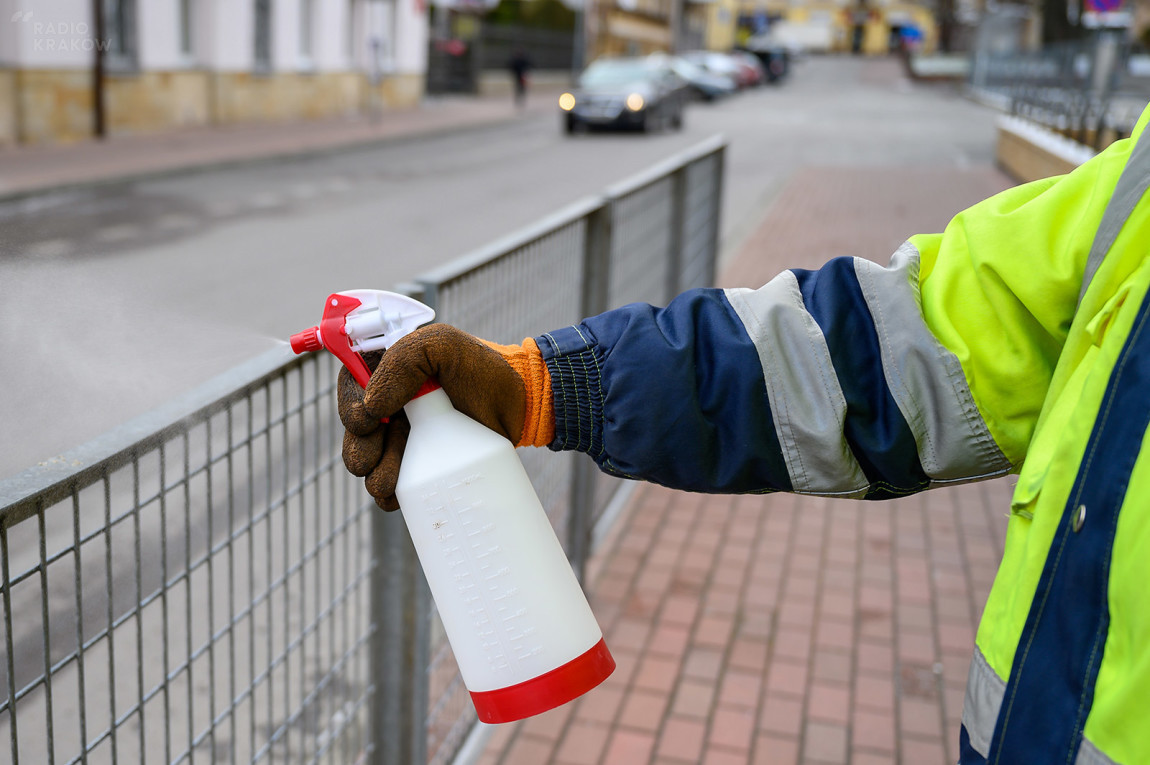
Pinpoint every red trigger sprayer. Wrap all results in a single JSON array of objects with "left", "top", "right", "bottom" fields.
[
  {"left": 290, "top": 290, "right": 615, "bottom": 724},
  {"left": 289, "top": 290, "right": 434, "bottom": 389}
]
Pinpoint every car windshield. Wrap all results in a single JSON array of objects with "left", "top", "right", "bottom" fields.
[
  {"left": 671, "top": 59, "right": 705, "bottom": 77},
  {"left": 580, "top": 60, "right": 653, "bottom": 87}
]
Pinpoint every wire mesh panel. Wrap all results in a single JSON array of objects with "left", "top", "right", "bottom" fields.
[
  {"left": 607, "top": 177, "right": 675, "bottom": 310},
  {"left": 0, "top": 351, "right": 378, "bottom": 765},
  {"left": 424, "top": 219, "right": 588, "bottom": 545},
  {"left": 682, "top": 154, "right": 721, "bottom": 292}
]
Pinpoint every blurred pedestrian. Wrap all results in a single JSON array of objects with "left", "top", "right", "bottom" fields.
[
  {"left": 509, "top": 49, "right": 531, "bottom": 108},
  {"left": 338, "top": 106, "right": 1150, "bottom": 763}
]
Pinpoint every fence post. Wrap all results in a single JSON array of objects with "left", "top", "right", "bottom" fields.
[
  {"left": 371, "top": 511, "right": 432, "bottom": 765},
  {"left": 666, "top": 166, "right": 687, "bottom": 301},
  {"left": 706, "top": 146, "right": 727, "bottom": 288},
  {"left": 567, "top": 200, "right": 612, "bottom": 582},
  {"left": 371, "top": 282, "right": 433, "bottom": 765}
]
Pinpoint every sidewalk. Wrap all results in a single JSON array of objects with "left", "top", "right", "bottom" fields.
[
  {"left": 0, "top": 87, "right": 561, "bottom": 200},
  {"left": 472, "top": 165, "right": 1019, "bottom": 764}
]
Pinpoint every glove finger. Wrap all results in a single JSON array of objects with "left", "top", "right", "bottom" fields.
[
  {"left": 338, "top": 351, "right": 385, "bottom": 436},
  {"left": 362, "top": 328, "right": 440, "bottom": 420},
  {"left": 362, "top": 326, "right": 524, "bottom": 443},
  {"left": 342, "top": 428, "right": 385, "bottom": 477},
  {"left": 365, "top": 411, "right": 410, "bottom": 511}
]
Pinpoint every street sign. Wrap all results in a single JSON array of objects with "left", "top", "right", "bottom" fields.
[{"left": 1082, "top": 0, "right": 1130, "bottom": 28}]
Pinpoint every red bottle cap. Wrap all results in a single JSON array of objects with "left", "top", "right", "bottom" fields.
[{"left": 469, "top": 638, "right": 615, "bottom": 724}]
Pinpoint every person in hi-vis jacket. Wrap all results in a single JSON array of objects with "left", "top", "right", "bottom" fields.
[{"left": 339, "top": 104, "right": 1150, "bottom": 764}]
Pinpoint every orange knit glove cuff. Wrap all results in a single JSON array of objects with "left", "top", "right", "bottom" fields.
[{"left": 481, "top": 337, "right": 555, "bottom": 448}]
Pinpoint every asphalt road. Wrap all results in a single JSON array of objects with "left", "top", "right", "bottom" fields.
[{"left": 0, "top": 56, "right": 1001, "bottom": 482}]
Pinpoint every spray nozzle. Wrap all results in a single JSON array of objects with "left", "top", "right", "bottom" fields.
[{"left": 289, "top": 290, "right": 435, "bottom": 388}]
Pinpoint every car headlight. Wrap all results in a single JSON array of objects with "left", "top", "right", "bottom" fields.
[
  {"left": 559, "top": 92, "right": 576, "bottom": 111},
  {"left": 626, "top": 93, "right": 645, "bottom": 111}
]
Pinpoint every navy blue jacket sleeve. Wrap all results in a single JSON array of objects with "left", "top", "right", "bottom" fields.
[
  {"left": 535, "top": 249, "right": 1012, "bottom": 498},
  {"left": 535, "top": 288, "right": 792, "bottom": 494}
]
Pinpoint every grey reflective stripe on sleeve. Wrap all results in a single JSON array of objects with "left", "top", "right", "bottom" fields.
[
  {"left": 1076, "top": 737, "right": 1117, "bottom": 765},
  {"left": 1079, "top": 124, "right": 1150, "bottom": 305},
  {"left": 855, "top": 243, "right": 1013, "bottom": 483},
  {"left": 962, "top": 646, "right": 1006, "bottom": 759},
  {"left": 726, "top": 277, "right": 870, "bottom": 497}
]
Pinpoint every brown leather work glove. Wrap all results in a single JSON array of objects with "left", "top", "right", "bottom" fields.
[{"left": 338, "top": 324, "right": 553, "bottom": 511}]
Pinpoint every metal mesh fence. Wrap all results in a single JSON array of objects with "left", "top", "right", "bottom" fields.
[
  {"left": 971, "top": 36, "right": 1150, "bottom": 148},
  {"left": 0, "top": 136, "right": 726, "bottom": 765},
  {"left": 1, "top": 351, "right": 375, "bottom": 765},
  {"left": 607, "top": 178, "right": 675, "bottom": 310}
]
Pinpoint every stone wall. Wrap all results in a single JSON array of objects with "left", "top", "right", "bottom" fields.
[
  {"left": 211, "top": 71, "right": 361, "bottom": 124},
  {"left": 2, "top": 68, "right": 426, "bottom": 145},
  {"left": 376, "top": 72, "right": 424, "bottom": 112},
  {"left": 0, "top": 69, "right": 15, "bottom": 146},
  {"left": 105, "top": 70, "right": 212, "bottom": 135},
  {"left": 12, "top": 68, "right": 93, "bottom": 144}
]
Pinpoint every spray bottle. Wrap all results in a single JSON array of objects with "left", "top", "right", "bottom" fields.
[{"left": 290, "top": 290, "right": 615, "bottom": 724}]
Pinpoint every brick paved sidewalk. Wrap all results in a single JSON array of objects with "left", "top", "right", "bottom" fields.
[
  {"left": 0, "top": 87, "right": 561, "bottom": 200},
  {"left": 474, "top": 164, "right": 1020, "bottom": 765}
]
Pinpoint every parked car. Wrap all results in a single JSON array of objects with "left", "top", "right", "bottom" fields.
[
  {"left": 676, "top": 51, "right": 749, "bottom": 90},
  {"left": 742, "top": 38, "right": 790, "bottom": 82},
  {"left": 559, "top": 56, "right": 689, "bottom": 134},
  {"left": 729, "top": 50, "right": 768, "bottom": 87},
  {"left": 669, "top": 56, "right": 737, "bottom": 101}
]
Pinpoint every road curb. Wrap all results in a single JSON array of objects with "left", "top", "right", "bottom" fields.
[{"left": 0, "top": 105, "right": 553, "bottom": 204}]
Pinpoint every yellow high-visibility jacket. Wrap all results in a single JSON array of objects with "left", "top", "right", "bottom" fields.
[{"left": 538, "top": 105, "right": 1150, "bottom": 763}]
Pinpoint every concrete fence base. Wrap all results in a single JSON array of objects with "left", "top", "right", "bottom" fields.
[{"left": 996, "top": 115, "right": 1096, "bottom": 183}]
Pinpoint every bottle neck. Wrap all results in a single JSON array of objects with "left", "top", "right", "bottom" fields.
[{"left": 403, "top": 385, "right": 452, "bottom": 427}]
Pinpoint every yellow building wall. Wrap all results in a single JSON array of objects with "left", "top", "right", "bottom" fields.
[
  {"left": 105, "top": 70, "right": 212, "bottom": 134},
  {"left": 210, "top": 71, "right": 362, "bottom": 124},
  {"left": 14, "top": 69, "right": 93, "bottom": 144},
  {"left": 0, "top": 68, "right": 16, "bottom": 146},
  {"left": 712, "top": 0, "right": 937, "bottom": 55},
  {"left": 604, "top": 11, "right": 673, "bottom": 55},
  {"left": 3, "top": 69, "right": 424, "bottom": 146},
  {"left": 705, "top": 0, "right": 740, "bottom": 50}
]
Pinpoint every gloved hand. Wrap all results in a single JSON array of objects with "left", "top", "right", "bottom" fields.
[{"left": 338, "top": 324, "right": 553, "bottom": 510}]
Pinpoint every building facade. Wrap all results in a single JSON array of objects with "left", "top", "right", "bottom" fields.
[
  {"left": 586, "top": 0, "right": 678, "bottom": 58},
  {"left": 680, "top": 0, "right": 939, "bottom": 54},
  {"left": 0, "top": 0, "right": 429, "bottom": 146},
  {"left": 581, "top": 0, "right": 938, "bottom": 66}
]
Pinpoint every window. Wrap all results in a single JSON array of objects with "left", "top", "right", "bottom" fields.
[
  {"left": 254, "top": 0, "right": 272, "bottom": 72},
  {"left": 102, "top": 0, "right": 137, "bottom": 71},
  {"left": 179, "top": 0, "right": 194, "bottom": 58},
  {"left": 347, "top": 0, "right": 357, "bottom": 60},
  {"left": 300, "top": 0, "right": 314, "bottom": 59}
]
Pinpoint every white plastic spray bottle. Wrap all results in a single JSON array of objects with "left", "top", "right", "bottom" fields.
[{"left": 290, "top": 290, "right": 615, "bottom": 724}]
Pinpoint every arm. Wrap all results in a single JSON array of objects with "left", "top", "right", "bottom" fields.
[
  {"left": 540, "top": 122, "right": 1144, "bottom": 497},
  {"left": 342, "top": 107, "right": 1149, "bottom": 506}
]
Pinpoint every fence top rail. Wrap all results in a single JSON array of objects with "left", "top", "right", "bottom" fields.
[
  {"left": 417, "top": 135, "right": 727, "bottom": 290},
  {"left": 416, "top": 193, "right": 607, "bottom": 289},
  {"left": 1, "top": 135, "right": 728, "bottom": 529},
  {"left": 0, "top": 345, "right": 300, "bottom": 528},
  {"left": 604, "top": 134, "right": 727, "bottom": 200}
]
